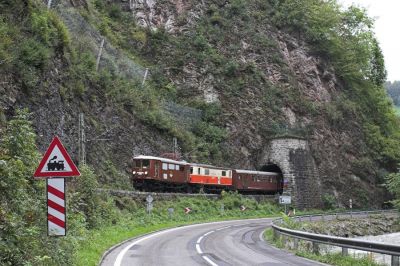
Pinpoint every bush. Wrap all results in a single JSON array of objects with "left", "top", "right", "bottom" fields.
[
  {"left": 322, "top": 194, "right": 336, "bottom": 210},
  {"left": 19, "top": 38, "right": 51, "bottom": 70}
]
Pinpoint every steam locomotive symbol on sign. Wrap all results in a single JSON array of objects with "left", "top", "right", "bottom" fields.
[{"left": 47, "top": 156, "right": 65, "bottom": 171}]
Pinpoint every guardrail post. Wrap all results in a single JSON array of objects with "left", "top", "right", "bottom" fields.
[
  {"left": 342, "top": 247, "right": 348, "bottom": 256},
  {"left": 282, "top": 235, "right": 287, "bottom": 247},
  {"left": 312, "top": 241, "right": 319, "bottom": 254},
  {"left": 273, "top": 228, "right": 276, "bottom": 240},
  {"left": 293, "top": 237, "right": 298, "bottom": 250},
  {"left": 392, "top": 255, "right": 399, "bottom": 266}
]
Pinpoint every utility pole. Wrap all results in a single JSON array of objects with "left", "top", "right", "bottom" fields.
[
  {"left": 47, "top": 0, "right": 52, "bottom": 9},
  {"left": 96, "top": 38, "right": 105, "bottom": 72},
  {"left": 78, "top": 113, "right": 86, "bottom": 165},
  {"left": 173, "top": 137, "right": 177, "bottom": 158},
  {"left": 141, "top": 68, "right": 149, "bottom": 86},
  {"left": 60, "top": 114, "right": 64, "bottom": 137}
]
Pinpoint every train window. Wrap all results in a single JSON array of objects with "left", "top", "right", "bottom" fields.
[
  {"left": 142, "top": 160, "right": 150, "bottom": 168},
  {"left": 222, "top": 171, "right": 226, "bottom": 176},
  {"left": 162, "top": 163, "right": 168, "bottom": 170},
  {"left": 198, "top": 168, "right": 201, "bottom": 175},
  {"left": 205, "top": 169, "right": 210, "bottom": 175},
  {"left": 169, "top": 164, "right": 175, "bottom": 170},
  {"left": 175, "top": 165, "right": 180, "bottom": 170},
  {"left": 238, "top": 175, "right": 241, "bottom": 180},
  {"left": 180, "top": 166, "right": 185, "bottom": 171},
  {"left": 133, "top": 160, "right": 138, "bottom": 167},
  {"left": 190, "top": 167, "right": 193, "bottom": 174}
]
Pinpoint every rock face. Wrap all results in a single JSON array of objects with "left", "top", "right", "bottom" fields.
[
  {"left": 301, "top": 215, "right": 400, "bottom": 237},
  {"left": 121, "top": 0, "right": 388, "bottom": 207},
  {"left": 1, "top": 0, "right": 390, "bottom": 208}
]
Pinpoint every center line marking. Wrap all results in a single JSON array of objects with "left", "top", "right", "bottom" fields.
[
  {"left": 203, "top": 230, "right": 215, "bottom": 236},
  {"left": 216, "top": 226, "right": 231, "bottom": 231}
]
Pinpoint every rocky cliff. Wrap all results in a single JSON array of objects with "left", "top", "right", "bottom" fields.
[{"left": 1, "top": 0, "right": 398, "bottom": 207}]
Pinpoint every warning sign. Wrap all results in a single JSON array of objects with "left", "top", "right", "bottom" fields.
[{"left": 34, "top": 136, "right": 80, "bottom": 178}]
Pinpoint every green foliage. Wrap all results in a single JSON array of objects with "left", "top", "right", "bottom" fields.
[
  {"left": 296, "top": 251, "right": 382, "bottom": 266},
  {"left": 19, "top": 38, "right": 51, "bottom": 69},
  {"left": 322, "top": 194, "right": 336, "bottom": 210},
  {"left": 0, "top": 109, "right": 74, "bottom": 265},
  {"left": 69, "top": 165, "right": 118, "bottom": 229},
  {"left": 280, "top": 213, "right": 301, "bottom": 230},
  {"left": 100, "top": 160, "right": 130, "bottom": 189},
  {"left": 385, "top": 172, "right": 400, "bottom": 210}
]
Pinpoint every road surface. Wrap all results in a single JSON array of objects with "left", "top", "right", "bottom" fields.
[{"left": 101, "top": 218, "right": 325, "bottom": 266}]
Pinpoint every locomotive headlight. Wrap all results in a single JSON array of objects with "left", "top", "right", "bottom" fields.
[
  {"left": 145, "top": 171, "right": 148, "bottom": 174},
  {"left": 132, "top": 171, "right": 136, "bottom": 174}
]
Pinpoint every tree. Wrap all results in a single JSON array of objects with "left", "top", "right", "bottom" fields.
[
  {"left": 0, "top": 109, "right": 46, "bottom": 265},
  {"left": 386, "top": 172, "right": 400, "bottom": 209}
]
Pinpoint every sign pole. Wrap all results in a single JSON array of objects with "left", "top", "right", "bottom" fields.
[{"left": 47, "top": 177, "right": 66, "bottom": 236}]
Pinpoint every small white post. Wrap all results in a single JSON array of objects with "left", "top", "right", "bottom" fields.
[
  {"left": 47, "top": 0, "right": 52, "bottom": 9},
  {"left": 142, "top": 68, "right": 149, "bottom": 86},
  {"left": 96, "top": 38, "right": 105, "bottom": 72}
]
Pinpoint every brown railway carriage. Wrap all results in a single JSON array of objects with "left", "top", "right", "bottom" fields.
[
  {"left": 232, "top": 169, "right": 283, "bottom": 194},
  {"left": 132, "top": 155, "right": 190, "bottom": 191}
]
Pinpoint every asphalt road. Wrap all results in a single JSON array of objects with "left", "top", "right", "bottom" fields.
[{"left": 101, "top": 218, "right": 326, "bottom": 266}]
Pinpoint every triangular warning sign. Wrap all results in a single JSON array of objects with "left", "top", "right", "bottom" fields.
[{"left": 34, "top": 136, "right": 80, "bottom": 178}]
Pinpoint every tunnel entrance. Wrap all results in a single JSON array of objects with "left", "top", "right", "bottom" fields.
[
  {"left": 260, "top": 163, "right": 285, "bottom": 194},
  {"left": 260, "top": 164, "right": 283, "bottom": 174}
]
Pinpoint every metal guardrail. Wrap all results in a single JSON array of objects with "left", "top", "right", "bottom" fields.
[{"left": 272, "top": 210, "right": 400, "bottom": 266}]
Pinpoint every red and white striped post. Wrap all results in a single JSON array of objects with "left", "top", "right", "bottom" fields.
[
  {"left": 47, "top": 178, "right": 66, "bottom": 236},
  {"left": 33, "top": 136, "right": 80, "bottom": 237}
]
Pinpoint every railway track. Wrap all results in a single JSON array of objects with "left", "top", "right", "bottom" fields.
[{"left": 97, "top": 189, "right": 278, "bottom": 202}]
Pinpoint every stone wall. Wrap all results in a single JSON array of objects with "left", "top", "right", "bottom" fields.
[{"left": 261, "top": 137, "right": 322, "bottom": 209}]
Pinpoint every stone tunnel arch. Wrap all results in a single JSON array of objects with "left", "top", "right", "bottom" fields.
[
  {"left": 260, "top": 163, "right": 283, "bottom": 174},
  {"left": 260, "top": 137, "right": 322, "bottom": 209}
]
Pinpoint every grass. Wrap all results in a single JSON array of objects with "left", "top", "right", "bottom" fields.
[{"left": 296, "top": 251, "right": 383, "bottom": 266}]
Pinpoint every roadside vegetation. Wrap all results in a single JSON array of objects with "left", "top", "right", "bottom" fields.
[
  {"left": 264, "top": 227, "right": 382, "bottom": 266},
  {"left": 0, "top": 110, "right": 281, "bottom": 265}
]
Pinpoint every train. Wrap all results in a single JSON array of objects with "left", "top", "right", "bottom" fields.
[{"left": 131, "top": 155, "right": 284, "bottom": 194}]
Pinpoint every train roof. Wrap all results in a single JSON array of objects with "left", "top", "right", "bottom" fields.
[
  {"left": 189, "top": 163, "right": 231, "bottom": 170},
  {"left": 133, "top": 155, "right": 188, "bottom": 165},
  {"left": 234, "top": 169, "right": 280, "bottom": 176}
]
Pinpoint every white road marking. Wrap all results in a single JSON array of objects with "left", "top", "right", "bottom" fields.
[
  {"left": 197, "top": 235, "right": 204, "bottom": 244},
  {"left": 259, "top": 230, "right": 266, "bottom": 242},
  {"left": 216, "top": 226, "right": 231, "bottom": 231},
  {"left": 203, "top": 230, "right": 215, "bottom": 236},
  {"left": 203, "top": 255, "right": 219, "bottom": 266},
  {"left": 196, "top": 243, "right": 203, "bottom": 254},
  {"left": 113, "top": 218, "right": 272, "bottom": 266}
]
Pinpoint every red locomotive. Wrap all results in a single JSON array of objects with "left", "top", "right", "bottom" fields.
[{"left": 131, "top": 155, "right": 283, "bottom": 194}]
